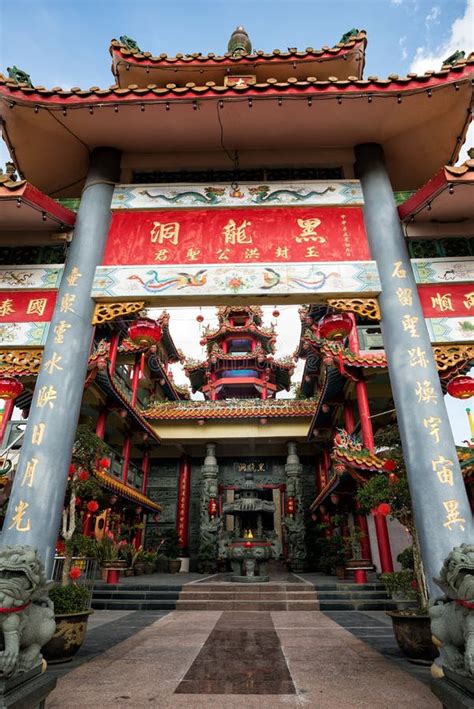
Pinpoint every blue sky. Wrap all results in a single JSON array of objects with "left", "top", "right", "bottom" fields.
[{"left": 0, "top": 0, "right": 472, "bottom": 442}]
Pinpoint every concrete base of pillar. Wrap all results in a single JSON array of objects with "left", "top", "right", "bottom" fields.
[
  {"left": 0, "top": 665, "right": 57, "bottom": 708},
  {"left": 431, "top": 668, "right": 474, "bottom": 709}
]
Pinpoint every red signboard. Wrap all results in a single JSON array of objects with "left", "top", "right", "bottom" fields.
[
  {"left": 418, "top": 284, "right": 474, "bottom": 318},
  {"left": 0, "top": 290, "right": 57, "bottom": 322},
  {"left": 103, "top": 207, "right": 371, "bottom": 266}
]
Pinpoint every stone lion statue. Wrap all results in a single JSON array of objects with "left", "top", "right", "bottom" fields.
[
  {"left": 429, "top": 543, "right": 474, "bottom": 677},
  {"left": 0, "top": 545, "right": 56, "bottom": 676}
]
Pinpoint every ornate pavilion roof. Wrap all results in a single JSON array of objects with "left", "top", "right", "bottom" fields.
[
  {"left": 92, "top": 467, "right": 161, "bottom": 512},
  {"left": 144, "top": 397, "right": 316, "bottom": 420}
]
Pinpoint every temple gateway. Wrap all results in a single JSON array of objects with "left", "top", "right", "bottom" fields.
[{"left": 0, "top": 28, "right": 472, "bottom": 695}]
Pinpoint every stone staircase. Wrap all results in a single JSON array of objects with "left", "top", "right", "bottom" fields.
[
  {"left": 91, "top": 583, "right": 182, "bottom": 611},
  {"left": 311, "top": 580, "right": 399, "bottom": 611},
  {"left": 175, "top": 582, "right": 319, "bottom": 611}
]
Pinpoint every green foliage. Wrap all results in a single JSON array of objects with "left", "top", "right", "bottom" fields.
[
  {"left": 49, "top": 584, "right": 91, "bottom": 614},
  {"left": 72, "top": 424, "right": 108, "bottom": 471},
  {"left": 65, "top": 533, "right": 98, "bottom": 559},
  {"left": 380, "top": 570, "right": 417, "bottom": 600},
  {"left": 317, "top": 535, "right": 347, "bottom": 573},
  {"left": 96, "top": 536, "right": 120, "bottom": 563},
  {"left": 397, "top": 546, "right": 414, "bottom": 571},
  {"left": 197, "top": 543, "right": 217, "bottom": 573},
  {"left": 356, "top": 474, "right": 391, "bottom": 514},
  {"left": 164, "top": 530, "right": 182, "bottom": 560}
]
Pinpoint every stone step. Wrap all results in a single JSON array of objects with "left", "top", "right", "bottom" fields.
[
  {"left": 178, "top": 590, "right": 317, "bottom": 600},
  {"left": 175, "top": 599, "right": 320, "bottom": 611},
  {"left": 312, "top": 583, "right": 386, "bottom": 591},
  {"left": 91, "top": 598, "right": 178, "bottom": 611},
  {"left": 315, "top": 591, "right": 389, "bottom": 600},
  {"left": 318, "top": 599, "right": 398, "bottom": 611},
  {"left": 93, "top": 583, "right": 182, "bottom": 592},
  {"left": 188, "top": 583, "right": 305, "bottom": 591},
  {"left": 92, "top": 590, "right": 181, "bottom": 600}
]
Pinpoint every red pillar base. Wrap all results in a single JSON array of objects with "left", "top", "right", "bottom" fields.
[
  {"left": 106, "top": 568, "right": 120, "bottom": 584},
  {"left": 353, "top": 569, "right": 368, "bottom": 584}
]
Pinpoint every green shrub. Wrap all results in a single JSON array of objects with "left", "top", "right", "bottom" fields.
[
  {"left": 380, "top": 570, "right": 416, "bottom": 599},
  {"left": 397, "top": 546, "right": 414, "bottom": 570},
  {"left": 49, "top": 584, "right": 91, "bottom": 614}
]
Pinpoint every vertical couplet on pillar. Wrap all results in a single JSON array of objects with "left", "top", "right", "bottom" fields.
[
  {"left": 355, "top": 143, "right": 473, "bottom": 595},
  {"left": 176, "top": 455, "right": 191, "bottom": 549},
  {"left": 0, "top": 148, "right": 121, "bottom": 575}
]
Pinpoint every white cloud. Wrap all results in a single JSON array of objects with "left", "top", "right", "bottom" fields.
[
  {"left": 425, "top": 5, "right": 441, "bottom": 25},
  {"left": 391, "top": 0, "right": 404, "bottom": 4},
  {"left": 410, "top": 0, "right": 473, "bottom": 74},
  {"left": 399, "top": 35, "right": 408, "bottom": 60}
]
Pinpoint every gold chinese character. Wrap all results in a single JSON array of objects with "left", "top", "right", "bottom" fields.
[
  {"left": 415, "top": 380, "right": 438, "bottom": 404},
  {"left": 443, "top": 500, "right": 465, "bottom": 531},
  {"left": 432, "top": 456, "right": 454, "bottom": 486},
  {"left": 222, "top": 219, "right": 252, "bottom": 245},
  {"left": 37, "top": 385, "right": 57, "bottom": 409},
  {"left": 244, "top": 248, "right": 260, "bottom": 260},
  {"left": 60, "top": 294, "right": 76, "bottom": 313},
  {"left": 185, "top": 248, "right": 201, "bottom": 261},
  {"left": 431, "top": 292, "right": 454, "bottom": 312},
  {"left": 275, "top": 246, "right": 290, "bottom": 259},
  {"left": 8, "top": 501, "right": 31, "bottom": 532},
  {"left": 217, "top": 248, "right": 231, "bottom": 261},
  {"left": 66, "top": 266, "right": 83, "bottom": 286},
  {"left": 396, "top": 288, "right": 412, "bottom": 306},
  {"left": 392, "top": 261, "right": 407, "bottom": 279},
  {"left": 44, "top": 352, "right": 63, "bottom": 375},
  {"left": 31, "top": 423, "right": 46, "bottom": 446},
  {"left": 0, "top": 298, "right": 14, "bottom": 317},
  {"left": 21, "top": 457, "right": 39, "bottom": 487},
  {"left": 305, "top": 246, "right": 323, "bottom": 258},
  {"left": 401, "top": 315, "right": 419, "bottom": 338},
  {"left": 150, "top": 221, "right": 180, "bottom": 245},
  {"left": 423, "top": 416, "right": 441, "bottom": 444},
  {"left": 408, "top": 347, "right": 428, "bottom": 368},
  {"left": 26, "top": 298, "right": 47, "bottom": 317},
  {"left": 54, "top": 320, "right": 71, "bottom": 344},
  {"left": 295, "top": 218, "right": 327, "bottom": 244},
  {"left": 154, "top": 249, "right": 170, "bottom": 262},
  {"left": 463, "top": 291, "right": 474, "bottom": 310}
]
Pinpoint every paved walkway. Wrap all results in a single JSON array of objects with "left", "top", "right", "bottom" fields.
[{"left": 47, "top": 609, "right": 440, "bottom": 708}]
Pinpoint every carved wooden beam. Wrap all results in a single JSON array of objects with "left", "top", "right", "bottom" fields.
[
  {"left": 92, "top": 301, "right": 145, "bottom": 325},
  {"left": 0, "top": 349, "right": 43, "bottom": 374},
  {"left": 326, "top": 298, "right": 381, "bottom": 321}
]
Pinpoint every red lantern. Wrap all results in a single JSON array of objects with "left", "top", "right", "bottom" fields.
[
  {"left": 383, "top": 460, "right": 396, "bottom": 472},
  {"left": 208, "top": 498, "right": 218, "bottom": 517},
  {"left": 377, "top": 503, "right": 391, "bottom": 517},
  {"left": 0, "top": 376, "right": 23, "bottom": 401},
  {"left": 330, "top": 493, "right": 339, "bottom": 505},
  {"left": 272, "top": 309, "right": 280, "bottom": 318},
  {"left": 68, "top": 464, "right": 76, "bottom": 477},
  {"left": 78, "top": 470, "right": 89, "bottom": 482},
  {"left": 244, "top": 541, "right": 253, "bottom": 548},
  {"left": 87, "top": 500, "right": 99, "bottom": 513},
  {"left": 75, "top": 497, "right": 82, "bottom": 506},
  {"left": 286, "top": 497, "right": 296, "bottom": 516},
  {"left": 69, "top": 567, "right": 82, "bottom": 580},
  {"left": 389, "top": 473, "right": 399, "bottom": 484},
  {"left": 97, "top": 458, "right": 110, "bottom": 470},
  {"left": 128, "top": 318, "right": 162, "bottom": 347},
  {"left": 446, "top": 375, "right": 474, "bottom": 400},
  {"left": 196, "top": 314, "right": 204, "bottom": 323},
  {"left": 318, "top": 313, "right": 353, "bottom": 341},
  {"left": 199, "top": 339, "right": 206, "bottom": 346}
]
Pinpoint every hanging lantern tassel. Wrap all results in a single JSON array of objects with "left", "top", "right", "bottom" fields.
[{"left": 139, "top": 351, "right": 146, "bottom": 378}]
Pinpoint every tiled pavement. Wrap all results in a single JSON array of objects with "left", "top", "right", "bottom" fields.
[{"left": 46, "top": 609, "right": 440, "bottom": 708}]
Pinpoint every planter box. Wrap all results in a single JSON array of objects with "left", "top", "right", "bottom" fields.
[
  {"left": 42, "top": 610, "right": 93, "bottom": 664},
  {"left": 387, "top": 611, "right": 439, "bottom": 665}
]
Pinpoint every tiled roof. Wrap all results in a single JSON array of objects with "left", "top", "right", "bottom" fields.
[
  {"left": 92, "top": 468, "right": 160, "bottom": 512},
  {"left": 445, "top": 155, "right": 474, "bottom": 178},
  {"left": 332, "top": 446, "right": 386, "bottom": 473},
  {"left": 109, "top": 33, "right": 367, "bottom": 66},
  {"left": 0, "top": 174, "right": 26, "bottom": 191},
  {"left": 144, "top": 398, "right": 316, "bottom": 420},
  {"left": 0, "top": 55, "right": 471, "bottom": 102}
]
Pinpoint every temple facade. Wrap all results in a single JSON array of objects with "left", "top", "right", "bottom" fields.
[{"left": 0, "top": 27, "right": 472, "bottom": 584}]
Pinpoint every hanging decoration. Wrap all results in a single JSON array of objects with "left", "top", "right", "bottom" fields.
[
  {"left": 446, "top": 375, "right": 474, "bottom": 400},
  {"left": 0, "top": 376, "right": 23, "bottom": 401},
  {"left": 208, "top": 498, "right": 218, "bottom": 518},
  {"left": 318, "top": 312, "right": 353, "bottom": 341},
  {"left": 128, "top": 317, "right": 162, "bottom": 347}
]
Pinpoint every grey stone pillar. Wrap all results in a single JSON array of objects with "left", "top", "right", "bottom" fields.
[
  {"left": 2, "top": 148, "right": 121, "bottom": 575},
  {"left": 284, "top": 442, "right": 307, "bottom": 572},
  {"left": 199, "top": 443, "right": 221, "bottom": 552},
  {"left": 355, "top": 143, "right": 473, "bottom": 596}
]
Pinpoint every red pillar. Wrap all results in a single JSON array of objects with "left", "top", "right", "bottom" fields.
[
  {"left": 122, "top": 435, "right": 131, "bottom": 484},
  {"left": 131, "top": 354, "right": 141, "bottom": 407},
  {"left": 355, "top": 510, "right": 372, "bottom": 562},
  {"left": 176, "top": 455, "right": 191, "bottom": 548},
  {"left": 0, "top": 399, "right": 15, "bottom": 447},
  {"left": 374, "top": 513, "right": 394, "bottom": 572},
  {"left": 141, "top": 450, "right": 150, "bottom": 494},
  {"left": 109, "top": 332, "right": 119, "bottom": 376},
  {"left": 95, "top": 409, "right": 107, "bottom": 439},
  {"left": 343, "top": 402, "right": 355, "bottom": 434}
]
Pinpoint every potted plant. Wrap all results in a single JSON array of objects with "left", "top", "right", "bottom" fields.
[
  {"left": 197, "top": 543, "right": 217, "bottom": 574},
  {"left": 178, "top": 546, "right": 190, "bottom": 573},
  {"left": 356, "top": 423, "right": 438, "bottom": 664},
  {"left": 144, "top": 551, "right": 156, "bottom": 575},
  {"left": 164, "top": 530, "right": 182, "bottom": 574},
  {"left": 119, "top": 543, "right": 136, "bottom": 577},
  {"left": 96, "top": 534, "right": 127, "bottom": 583},
  {"left": 42, "top": 572, "right": 93, "bottom": 664},
  {"left": 380, "top": 569, "right": 418, "bottom": 610},
  {"left": 344, "top": 528, "right": 373, "bottom": 579},
  {"left": 133, "top": 550, "right": 147, "bottom": 575}
]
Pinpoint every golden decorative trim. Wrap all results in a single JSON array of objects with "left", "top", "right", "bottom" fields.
[
  {"left": 433, "top": 344, "right": 474, "bottom": 372},
  {"left": 0, "top": 349, "right": 43, "bottom": 374},
  {"left": 92, "top": 301, "right": 145, "bottom": 325},
  {"left": 326, "top": 298, "right": 381, "bottom": 321}
]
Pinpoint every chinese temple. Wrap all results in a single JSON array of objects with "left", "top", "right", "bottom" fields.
[{"left": 0, "top": 25, "right": 472, "bottom": 604}]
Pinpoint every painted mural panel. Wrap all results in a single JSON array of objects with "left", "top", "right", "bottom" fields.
[
  {"left": 0, "top": 322, "right": 49, "bottom": 347},
  {"left": 111, "top": 181, "right": 364, "bottom": 210},
  {"left": 411, "top": 257, "right": 474, "bottom": 284},
  {"left": 92, "top": 261, "right": 381, "bottom": 299},
  {"left": 103, "top": 206, "right": 370, "bottom": 266},
  {"left": 0, "top": 265, "right": 63, "bottom": 290}
]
